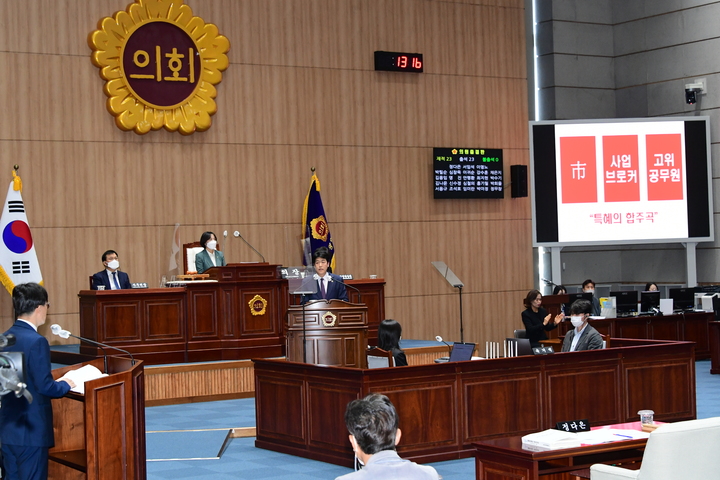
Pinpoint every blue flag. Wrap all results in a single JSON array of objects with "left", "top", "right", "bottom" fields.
[{"left": 302, "top": 173, "right": 335, "bottom": 271}]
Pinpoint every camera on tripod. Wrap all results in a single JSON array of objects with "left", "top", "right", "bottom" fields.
[{"left": 0, "top": 334, "right": 32, "bottom": 405}]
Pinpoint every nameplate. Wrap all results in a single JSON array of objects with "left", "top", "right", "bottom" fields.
[
  {"left": 533, "top": 346, "right": 554, "bottom": 355},
  {"left": 131, "top": 283, "right": 148, "bottom": 289},
  {"left": 556, "top": 419, "right": 590, "bottom": 432},
  {"left": 340, "top": 274, "right": 353, "bottom": 280}
]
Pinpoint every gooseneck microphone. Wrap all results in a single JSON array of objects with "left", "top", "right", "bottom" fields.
[
  {"left": 340, "top": 281, "right": 362, "bottom": 303},
  {"left": 234, "top": 230, "right": 266, "bottom": 263},
  {"left": 51, "top": 324, "right": 135, "bottom": 374},
  {"left": 436, "top": 335, "right": 452, "bottom": 352}
]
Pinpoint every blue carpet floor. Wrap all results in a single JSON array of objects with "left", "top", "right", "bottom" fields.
[{"left": 144, "top": 359, "right": 720, "bottom": 480}]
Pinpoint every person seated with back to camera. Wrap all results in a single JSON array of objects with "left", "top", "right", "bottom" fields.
[
  {"left": 561, "top": 299, "right": 604, "bottom": 352},
  {"left": 521, "top": 289, "right": 564, "bottom": 349},
  {"left": 301, "top": 246, "right": 349, "bottom": 303},
  {"left": 336, "top": 393, "right": 439, "bottom": 480},
  {"left": 195, "top": 231, "right": 227, "bottom": 274},
  {"left": 373, "top": 319, "right": 408, "bottom": 367}
]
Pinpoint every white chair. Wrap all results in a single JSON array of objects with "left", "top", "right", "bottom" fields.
[
  {"left": 183, "top": 242, "right": 204, "bottom": 274},
  {"left": 590, "top": 417, "right": 720, "bottom": 480}
]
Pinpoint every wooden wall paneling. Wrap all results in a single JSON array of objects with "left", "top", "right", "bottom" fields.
[
  {"left": 622, "top": 358, "right": 696, "bottom": 422},
  {"left": 367, "top": 372, "right": 460, "bottom": 455},
  {"left": 462, "top": 370, "right": 543, "bottom": 441},
  {"left": 545, "top": 360, "right": 622, "bottom": 426},
  {"left": 306, "top": 382, "right": 359, "bottom": 452},
  {"left": 0, "top": 0, "right": 531, "bottom": 353},
  {"left": 190, "top": 0, "right": 524, "bottom": 76}
]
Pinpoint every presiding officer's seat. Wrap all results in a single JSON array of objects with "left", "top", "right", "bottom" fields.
[
  {"left": 183, "top": 242, "right": 204, "bottom": 274},
  {"left": 590, "top": 416, "right": 720, "bottom": 480}
]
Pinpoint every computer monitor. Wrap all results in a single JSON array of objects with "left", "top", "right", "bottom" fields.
[
  {"left": 610, "top": 290, "right": 638, "bottom": 315},
  {"left": 640, "top": 291, "right": 661, "bottom": 312},
  {"left": 448, "top": 342, "right": 475, "bottom": 362},
  {"left": 564, "top": 292, "right": 593, "bottom": 312},
  {"left": 669, "top": 287, "right": 697, "bottom": 311}
]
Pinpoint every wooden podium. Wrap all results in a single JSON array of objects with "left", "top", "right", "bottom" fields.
[
  {"left": 286, "top": 300, "right": 368, "bottom": 367},
  {"left": 49, "top": 357, "right": 146, "bottom": 480}
]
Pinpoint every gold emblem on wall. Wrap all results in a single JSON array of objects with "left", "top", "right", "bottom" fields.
[
  {"left": 321, "top": 311, "right": 337, "bottom": 327},
  {"left": 88, "top": 0, "right": 230, "bottom": 135},
  {"left": 248, "top": 295, "right": 268, "bottom": 316}
]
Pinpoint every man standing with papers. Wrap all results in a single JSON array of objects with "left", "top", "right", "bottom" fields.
[{"left": 0, "top": 283, "right": 75, "bottom": 480}]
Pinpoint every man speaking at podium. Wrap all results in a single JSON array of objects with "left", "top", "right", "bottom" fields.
[
  {"left": 0, "top": 283, "right": 75, "bottom": 480},
  {"left": 302, "top": 247, "right": 349, "bottom": 303}
]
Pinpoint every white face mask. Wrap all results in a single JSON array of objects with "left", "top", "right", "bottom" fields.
[
  {"left": 570, "top": 315, "right": 584, "bottom": 328},
  {"left": 206, "top": 240, "right": 217, "bottom": 250},
  {"left": 585, "top": 288, "right": 595, "bottom": 295},
  {"left": 107, "top": 259, "right": 120, "bottom": 270}
]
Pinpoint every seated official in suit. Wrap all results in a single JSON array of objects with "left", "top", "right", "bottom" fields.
[
  {"left": 336, "top": 394, "right": 439, "bottom": 480},
  {"left": 91, "top": 250, "right": 132, "bottom": 290},
  {"left": 195, "top": 231, "right": 227, "bottom": 273},
  {"left": 582, "top": 278, "right": 602, "bottom": 316},
  {"left": 301, "top": 246, "right": 349, "bottom": 303},
  {"left": 521, "top": 289, "right": 564, "bottom": 349},
  {"left": 373, "top": 319, "right": 408, "bottom": 367},
  {"left": 561, "top": 299, "right": 603, "bottom": 352},
  {"left": 0, "top": 283, "right": 76, "bottom": 480}
]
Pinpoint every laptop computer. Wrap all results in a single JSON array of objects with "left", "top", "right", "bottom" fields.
[{"left": 448, "top": 342, "right": 475, "bottom": 362}]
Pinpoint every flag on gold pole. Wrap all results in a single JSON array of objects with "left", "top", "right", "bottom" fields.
[{"left": 0, "top": 168, "right": 43, "bottom": 294}]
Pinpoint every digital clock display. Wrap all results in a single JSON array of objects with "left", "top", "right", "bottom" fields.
[
  {"left": 434, "top": 147, "right": 504, "bottom": 199},
  {"left": 374, "top": 51, "right": 423, "bottom": 73}
]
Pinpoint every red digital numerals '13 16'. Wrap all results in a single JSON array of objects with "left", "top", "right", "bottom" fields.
[{"left": 396, "top": 56, "right": 422, "bottom": 69}]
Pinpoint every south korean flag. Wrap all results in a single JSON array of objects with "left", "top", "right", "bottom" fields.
[{"left": 0, "top": 174, "right": 43, "bottom": 294}]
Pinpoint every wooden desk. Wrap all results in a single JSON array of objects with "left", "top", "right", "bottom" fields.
[
  {"left": 254, "top": 339, "right": 695, "bottom": 467},
  {"left": 557, "top": 312, "right": 713, "bottom": 359},
  {"left": 710, "top": 321, "right": 720, "bottom": 374},
  {"left": 474, "top": 426, "right": 647, "bottom": 480},
  {"left": 79, "top": 267, "right": 385, "bottom": 365}
]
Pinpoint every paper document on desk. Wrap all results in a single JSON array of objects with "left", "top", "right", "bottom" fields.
[
  {"left": 521, "top": 429, "right": 580, "bottom": 450},
  {"left": 61, "top": 365, "right": 108, "bottom": 395},
  {"left": 577, "top": 429, "right": 650, "bottom": 445}
]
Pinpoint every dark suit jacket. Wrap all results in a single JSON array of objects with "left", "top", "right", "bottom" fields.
[
  {"left": 195, "top": 249, "right": 227, "bottom": 273},
  {"left": 0, "top": 321, "right": 71, "bottom": 447},
  {"left": 301, "top": 273, "right": 349, "bottom": 303},
  {"left": 91, "top": 270, "right": 131, "bottom": 290},
  {"left": 561, "top": 324, "right": 604, "bottom": 352}
]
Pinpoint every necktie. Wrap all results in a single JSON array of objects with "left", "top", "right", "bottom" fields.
[
  {"left": 320, "top": 278, "right": 326, "bottom": 299},
  {"left": 112, "top": 272, "right": 121, "bottom": 290}
]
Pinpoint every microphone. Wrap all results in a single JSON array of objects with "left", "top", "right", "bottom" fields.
[
  {"left": 434, "top": 335, "right": 452, "bottom": 363},
  {"left": 541, "top": 277, "right": 556, "bottom": 286},
  {"left": 234, "top": 230, "right": 266, "bottom": 263},
  {"left": 341, "top": 281, "right": 362, "bottom": 303},
  {"left": 436, "top": 335, "right": 452, "bottom": 352},
  {"left": 51, "top": 324, "right": 135, "bottom": 374}
]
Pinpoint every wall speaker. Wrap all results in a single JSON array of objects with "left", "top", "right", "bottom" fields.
[{"left": 510, "top": 165, "right": 528, "bottom": 198}]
